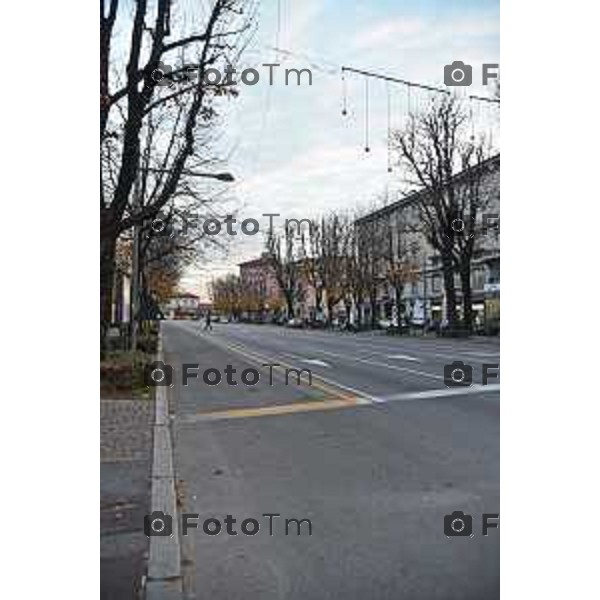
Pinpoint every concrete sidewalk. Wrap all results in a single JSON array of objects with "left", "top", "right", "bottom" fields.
[{"left": 101, "top": 398, "right": 154, "bottom": 600}]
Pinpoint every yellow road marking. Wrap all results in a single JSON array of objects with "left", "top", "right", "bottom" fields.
[
  {"left": 174, "top": 331, "right": 375, "bottom": 423},
  {"left": 185, "top": 396, "right": 364, "bottom": 423},
  {"left": 197, "top": 334, "right": 364, "bottom": 404}
]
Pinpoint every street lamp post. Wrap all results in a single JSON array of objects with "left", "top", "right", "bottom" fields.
[
  {"left": 129, "top": 167, "right": 235, "bottom": 351},
  {"left": 423, "top": 254, "right": 428, "bottom": 326},
  {"left": 142, "top": 167, "right": 235, "bottom": 182},
  {"left": 130, "top": 175, "right": 141, "bottom": 351}
]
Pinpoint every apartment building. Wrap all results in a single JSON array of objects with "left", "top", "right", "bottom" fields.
[{"left": 354, "top": 154, "right": 500, "bottom": 332}]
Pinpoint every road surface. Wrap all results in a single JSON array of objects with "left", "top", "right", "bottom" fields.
[{"left": 161, "top": 321, "right": 500, "bottom": 600}]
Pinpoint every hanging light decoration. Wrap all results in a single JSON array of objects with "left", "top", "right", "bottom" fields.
[
  {"left": 387, "top": 82, "right": 392, "bottom": 172},
  {"left": 364, "top": 77, "right": 370, "bottom": 153},
  {"left": 470, "top": 101, "right": 475, "bottom": 141},
  {"left": 341, "top": 69, "right": 348, "bottom": 116}
]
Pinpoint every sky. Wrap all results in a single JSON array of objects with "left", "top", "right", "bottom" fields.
[{"left": 180, "top": 0, "right": 500, "bottom": 299}]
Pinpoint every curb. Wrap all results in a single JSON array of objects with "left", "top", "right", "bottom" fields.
[{"left": 145, "top": 334, "right": 183, "bottom": 600}]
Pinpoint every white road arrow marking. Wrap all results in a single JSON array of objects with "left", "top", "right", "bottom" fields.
[
  {"left": 301, "top": 359, "right": 331, "bottom": 368},
  {"left": 386, "top": 354, "right": 421, "bottom": 363}
]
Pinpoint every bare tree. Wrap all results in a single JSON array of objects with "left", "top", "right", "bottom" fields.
[
  {"left": 300, "top": 221, "right": 325, "bottom": 320},
  {"left": 300, "top": 214, "right": 351, "bottom": 324},
  {"left": 100, "top": 0, "right": 254, "bottom": 341},
  {"left": 392, "top": 95, "right": 493, "bottom": 333},
  {"left": 450, "top": 145, "right": 496, "bottom": 330},
  {"left": 339, "top": 220, "right": 363, "bottom": 328},
  {"left": 355, "top": 216, "right": 387, "bottom": 328},
  {"left": 212, "top": 273, "right": 243, "bottom": 319},
  {"left": 320, "top": 214, "right": 350, "bottom": 324},
  {"left": 381, "top": 218, "right": 420, "bottom": 325},
  {"left": 265, "top": 223, "right": 304, "bottom": 318}
]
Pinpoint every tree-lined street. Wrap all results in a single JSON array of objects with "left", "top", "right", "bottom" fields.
[
  {"left": 99, "top": 3, "right": 501, "bottom": 597},
  {"left": 161, "top": 321, "right": 499, "bottom": 599}
]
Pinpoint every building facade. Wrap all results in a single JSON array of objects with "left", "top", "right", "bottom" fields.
[
  {"left": 163, "top": 292, "right": 200, "bottom": 319},
  {"left": 354, "top": 154, "right": 500, "bottom": 332},
  {"left": 238, "top": 254, "right": 284, "bottom": 317}
]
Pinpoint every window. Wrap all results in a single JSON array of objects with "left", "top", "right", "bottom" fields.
[{"left": 472, "top": 268, "right": 485, "bottom": 290}]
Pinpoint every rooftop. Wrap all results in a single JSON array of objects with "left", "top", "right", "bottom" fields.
[{"left": 355, "top": 153, "right": 500, "bottom": 225}]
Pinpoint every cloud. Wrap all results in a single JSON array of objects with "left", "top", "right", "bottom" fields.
[
  {"left": 352, "top": 17, "right": 426, "bottom": 50},
  {"left": 352, "top": 14, "right": 499, "bottom": 53}
]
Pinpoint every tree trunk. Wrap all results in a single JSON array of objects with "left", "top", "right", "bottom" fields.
[
  {"left": 315, "top": 287, "right": 323, "bottom": 319},
  {"left": 460, "top": 262, "right": 473, "bottom": 334},
  {"left": 101, "top": 212, "right": 119, "bottom": 353},
  {"left": 344, "top": 300, "right": 352, "bottom": 328},
  {"left": 285, "top": 291, "right": 295, "bottom": 318},
  {"left": 357, "top": 294, "right": 365, "bottom": 326},
  {"left": 394, "top": 283, "right": 404, "bottom": 324},
  {"left": 326, "top": 298, "right": 335, "bottom": 326},
  {"left": 370, "top": 293, "right": 378, "bottom": 328},
  {"left": 441, "top": 251, "right": 458, "bottom": 334}
]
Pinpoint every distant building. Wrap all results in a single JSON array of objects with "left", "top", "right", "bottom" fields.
[
  {"left": 197, "top": 301, "right": 213, "bottom": 316},
  {"left": 163, "top": 292, "right": 200, "bottom": 319},
  {"left": 238, "top": 254, "right": 283, "bottom": 317},
  {"left": 238, "top": 254, "right": 347, "bottom": 323}
]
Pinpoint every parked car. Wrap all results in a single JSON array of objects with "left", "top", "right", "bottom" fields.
[
  {"left": 286, "top": 318, "right": 304, "bottom": 328},
  {"left": 377, "top": 318, "right": 398, "bottom": 330}
]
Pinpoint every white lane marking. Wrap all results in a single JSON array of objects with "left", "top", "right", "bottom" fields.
[
  {"left": 374, "top": 383, "right": 500, "bottom": 403},
  {"left": 301, "top": 358, "right": 331, "bottom": 368},
  {"left": 309, "top": 348, "right": 444, "bottom": 381},
  {"left": 386, "top": 354, "right": 421, "bottom": 363},
  {"left": 193, "top": 323, "right": 501, "bottom": 360},
  {"left": 262, "top": 331, "right": 499, "bottom": 362},
  {"left": 189, "top": 330, "right": 378, "bottom": 404}
]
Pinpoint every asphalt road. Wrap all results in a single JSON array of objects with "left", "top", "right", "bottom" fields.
[{"left": 161, "top": 321, "right": 500, "bottom": 600}]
